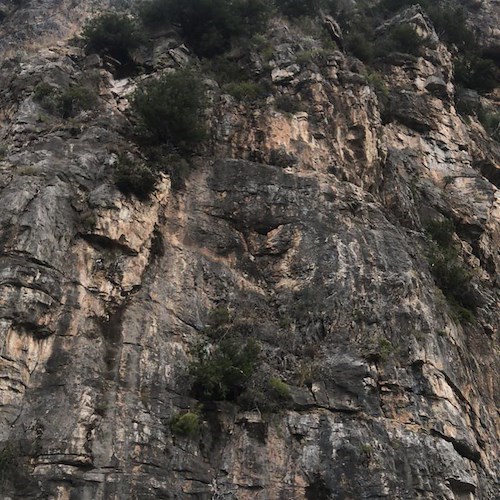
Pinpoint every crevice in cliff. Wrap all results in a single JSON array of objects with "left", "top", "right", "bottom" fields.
[
  {"left": 0, "top": 252, "right": 64, "bottom": 273},
  {"left": 12, "top": 320, "right": 53, "bottom": 338},
  {"left": 0, "top": 280, "right": 61, "bottom": 303},
  {"left": 430, "top": 429, "right": 481, "bottom": 463},
  {"left": 446, "top": 477, "right": 476, "bottom": 495},
  {"left": 473, "top": 158, "right": 499, "bottom": 189},
  {"left": 79, "top": 233, "right": 139, "bottom": 257}
]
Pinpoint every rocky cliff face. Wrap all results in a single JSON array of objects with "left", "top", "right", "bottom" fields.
[{"left": 0, "top": 1, "right": 499, "bottom": 499}]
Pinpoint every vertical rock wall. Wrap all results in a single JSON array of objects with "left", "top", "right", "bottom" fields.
[{"left": 0, "top": 1, "right": 498, "bottom": 499}]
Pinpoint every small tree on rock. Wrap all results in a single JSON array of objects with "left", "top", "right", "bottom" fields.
[{"left": 131, "top": 70, "right": 207, "bottom": 151}]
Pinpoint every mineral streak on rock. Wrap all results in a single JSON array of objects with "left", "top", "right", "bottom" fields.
[{"left": 0, "top": 1, "right": 498, "bottom": 499}]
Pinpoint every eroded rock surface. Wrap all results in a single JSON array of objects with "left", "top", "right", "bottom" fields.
[{"left": 0, "top": 1, "right": 498, "bottom": 499}]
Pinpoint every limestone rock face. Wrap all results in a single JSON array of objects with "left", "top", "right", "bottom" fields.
[{"left": 0, "top": 2, "right": 498, "bottom": 500}]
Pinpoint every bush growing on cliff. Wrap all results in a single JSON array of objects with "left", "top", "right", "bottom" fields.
[
  {"left": 170, "top": 411, "right": 200, "bottom": 437},
  {"left": 58, "top": 86, "right": 98, "bottom": 119},
  {"left": 224, "top": 80, "right": 267, "bottom": 101},
  {"left": 139, "top": 0, "right": 271, "bottom": 57},
  {"left": 275, "top": 0, "right": 339, "bottom": 18},
  {"left": 377, "top": 24, "right": 423, "bottom": 57},
  {"left": 81, "top": 12, "right": 143, "bottom": 64},
  {"left": 190, "top": 335, "right": 260, "bottom": 401},
  {"left": 33, "top": 83, "right": 97, "bottom": 118},
  {"left": 113, "top": 155, "right": 157, "bottom": 200},
  {"left": 425, "top": 219, "right": 477, "bottom": 321},
  {"left": 131, "top": 70, "right": 207, "bottom": 150},
  {"left": 477, "top": 109, "right": 500, "bottom": 142},
  {"left": 454, "top": 54, "right": 498, "bottom": 94}
]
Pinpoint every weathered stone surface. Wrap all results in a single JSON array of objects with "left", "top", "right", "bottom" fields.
[{"left": 0, "top": 2, "right": 498, "bottom": 500}]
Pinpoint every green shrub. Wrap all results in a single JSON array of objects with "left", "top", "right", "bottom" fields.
[
  {"left": 81, "top": 12, "right": 143, "bottom": 64},
  {"left": 138, "top": 0, "right": 172, "bottom": 27},
  {"left": 190, "top": 337, "right": 260, "bottom": 401},
  {"left": 224, "top": 80, "right": 266, "bottom": 101},
  {"left": 365, "top": 71, "right": 392, "bottom": 120},
  {"left": 378, "top": 338, "right": 394, "bottom": 360},
  {"left": 59, "top": 86, "right": 97, "bottom": 118},
  {"left": 33, "top": 83, "right": 97, "bottom": 118},
  {"left": 139, "top": 145, "right": 193, "bottom": 190},
  {"left": 428, "top": 5, "right": 475, "bottom": 49},
  {"left": 346, "top": 32, "right": 374, "bottom": 62},
  {"left": 385, "top": 24, "right": 422, "bottom": 56},
  {"left": 205, "top": 306, "right": 231, "bottom": 335},
  {"left": 131, "top": 70, "right": 207, "bottom": 149},
  {"left": 275, "top": 0, "right": 338, "bottom": 18},
  {"left": 114, "top": 156, "right": 157, "bottom": 200},
  {"left": 205, "top": 56, "right": 251, "bottom": 85},
  {"left": 455, "top": 92, "right": 479, "bottom": 117},
  {"left": 236, "top": 371, "right": 294, "bottom": 412},
  {"left": 170, "top": 411, "right": 200, "bottom": 436},
  {"left": 33, "top": 82, "right": 59, "bottom": 113},
  {"left": 139, "top": 0, "right": 271, "bottom": 57},
  {"left": 425, "top": 218, "right": 477, "bottom": 319},
  {"left": 33, "top": 81, "right": 54, "bottom": 101},
  {"left": 477, "top": 109, "right": 500, "bottom": 141},
  {"left": 269, "top": 377, "right": 291, "bottom": 399},
  {"left": 455, "top": 54, "right": 498, "bottom": 94},
  {"left": 450, "top": 302, "right": 475, "bottom": 324},
  {"left": 425, "top": 218, "right": 455, "bottom": 248},
  {"left": 380, "top": 1, "right": 476, "bottom": 49}
]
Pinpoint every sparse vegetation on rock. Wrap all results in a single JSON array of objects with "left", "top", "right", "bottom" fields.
[
  {"left": 190, "top": 335, "right": 260, "bottom": 401},
  {"left": 113, "top": 155, "right": 157, "bottom": 200},
  {"left": 131, "top": 70, "right": 207, "bottom": 150},
  {"left": 170, "top": 411, "right": 200, "bottom": 437},
  {"left": 81, "top": 12, "right": 143, "bottom": 64},
  {"left": 139, "top": 0, "right": 271, "bottom": 57},
  {"left": 425, "top": 219, "right": 477, "bottom": 322},
  {"left": 33, "top": 82, "right": 97, "bottom": 118}
]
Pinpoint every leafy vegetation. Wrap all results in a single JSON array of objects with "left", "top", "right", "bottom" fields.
[
  {"left": 344, "top": 16, "right": 423, "bottom": 62},
  {"left": 170, "top": 411, "right": 200, "bottom": 436},
  {"left": 81, "top": 12, "right": 143, "bottom": 64},
  {"left": 33, "top": 83, "right": 97, "bottom": 118},
  {"left": 385, "top": 24, "right": 422, "bottom": 56},
  {"left": 378, "top": 338, "right": 395, "bottom": 361},
  {"left": 454, "top": 54, "right": 498, "bottom": 94},
  {"left": 139, "top": 0, "right": 271, "bottom": 57},
  {"left": 345, "top": 31, "right": 374, "bottom": 63},
  {"left": 113, "top": 155, "right": 157, "bottom": 200},
  {"left": 224, "top": 81, "right": 267, "bottom": 101},
  {"left": 425, "top": 219, "right": 476, "bottom": 322},
  {"left": 268, "top": 377, "right": 291, "bottom": 399},
  {"left": 58, "top": 86, "right": 98, "bottom": 119},
  {"left": 131, "top": 70, "right": 207, "bottom": 150},
  {"left": 190, "top": 336, "right": 261, "bottom": 401},
  {"left": 189, "top": 308, "right": 296, "bottom": 412},
  {"left": 341, "top": 0, "right": 498, "bottom": 95},
  {"left": 275, "top": 0, "right": 339, "bottom": 18},
  {"left": 477, "top": 109, "right": 500, "bottom": 142}
]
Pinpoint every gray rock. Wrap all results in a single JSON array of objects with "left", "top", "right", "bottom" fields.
[{"left": 0, "top": 2, "right": 498, "bottom": 500}]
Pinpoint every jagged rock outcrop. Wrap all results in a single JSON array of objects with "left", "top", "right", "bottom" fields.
[{"left": 0, "top": 1, "right": 498, "bottom": 499}]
